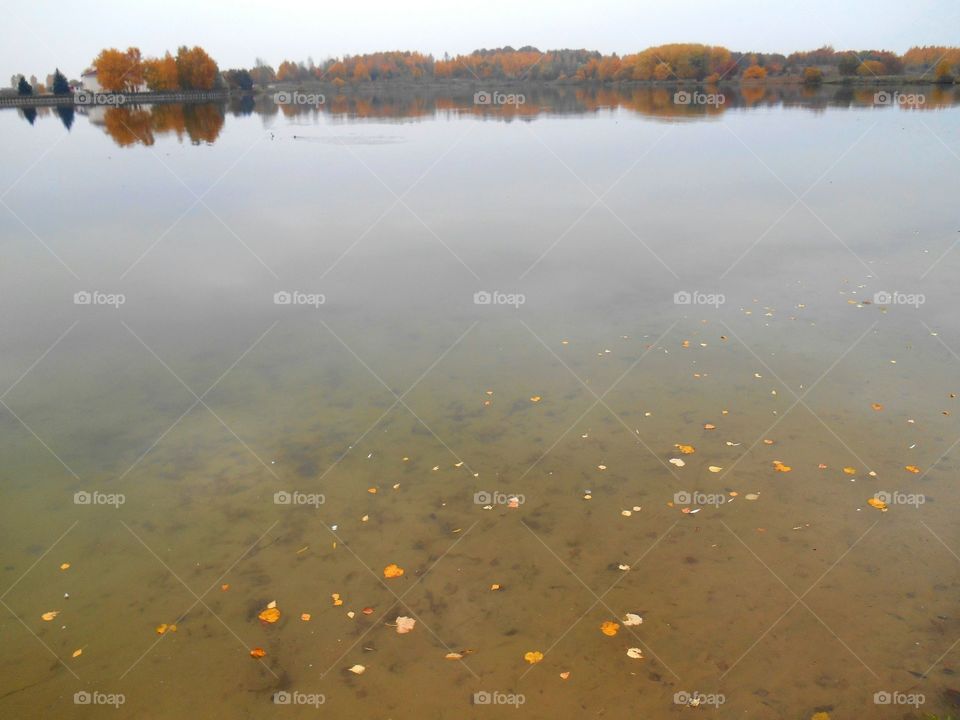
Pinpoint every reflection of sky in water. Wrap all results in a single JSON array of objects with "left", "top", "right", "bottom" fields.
[{"left": 1, "top": 89, "right": 959, "bottom": 718}]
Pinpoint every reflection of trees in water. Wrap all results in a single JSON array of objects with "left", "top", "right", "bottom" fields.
[
  {"left": 99, "top": 103, "right": 225, "bottom": 146},
  {"left": 10, "top": 85, "right": 958, "bottom": 143}
]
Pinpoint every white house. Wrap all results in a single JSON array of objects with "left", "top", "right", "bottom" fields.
[{"left": 80, "top": 68, "right": 147, "bottom": 93}]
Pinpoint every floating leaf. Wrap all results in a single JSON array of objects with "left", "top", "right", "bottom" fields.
[
  {"left": 300, "top": 613, "right": 311, "bottom": 622},
  {"left": 867, "top": 497, "right": 888, "bottom": 511},
  {"left": 331, "top": 593, "right": 343, "bottom": 606},
  {"left": 221, "top": 583, "right": 230, "bottom": 591},
  {"left": 704, "top": 424, "right": 716, "bottom": 430},
  {"left": 905, "top": 465, "right": 921, "bottom": 474},
  {"left": 249, "top": 647, "right": 266, "bottom": 659},
  {"left": 59, "top": 563, "right": 70, "bottom": 571},
  {"left": 258, "top": 606, "right": 281, "bottom": 624},
  {"left": 490, "top": 584, "right": 502, "bottom": 591},
  {"left": 71, "top": 648, "right": 82, "bottom": 658},
  {"left": 871, "top": 403, "right": 884, "bottom": 411},
  {"left": 41, "top": 611, "right": 59, "bottom": 622},
  {"left": 524, "top": 651, "right": 544, "bottom": 664},
  {"left": 674, "top": 444, "right": 696, "bottom": 454},
  {"left": 155, "top": 623, "right": 169, "bottom": 635},
  {"left": 708, "top": 466, "right": 723, "bottom": 473},
  {"left": 626, "top": 647, "right": 643, "bottom": 659},
  {"left": 622, "top": 613, "right": 643, "bottom": 626},
  {"left": 600, "top": 621, "right": 620, "bottom": 636},
  {"left": 362, "top": 607, "right": 374, "bottom": 615},
  {"left": 383, "top": 563, "right": 405, "bottom": 579},
  {"left": 395, "top": 616, "right": 416, "bottom": 634},
  {"left": 669, "top": 458, "right": 686, "bottom": 467},
  {"left": 772, "top": 461, "right": 792, "bottom": 473},
  {"left": 559, "top": 671, "right": 571, "bottom": 680},
  {"left": 843, "top": 467, "right": 857, "bottom": 475},
  {"left": 530, "top": 396, "right": 541, "bottom": 403},
  {"left": 348, "top": 664, "right": 366, "bottom": 674}
]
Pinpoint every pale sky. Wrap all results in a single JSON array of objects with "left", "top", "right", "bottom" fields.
[{"left": 4, "top": 0, "right": 958, "bottom": 81}]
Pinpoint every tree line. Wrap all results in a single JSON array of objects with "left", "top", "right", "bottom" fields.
[{"left": 9, "top": 43, "right": 959, "bottom": 97}]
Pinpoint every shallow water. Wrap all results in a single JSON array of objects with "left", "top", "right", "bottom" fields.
[{"left": 1, "top": 86, "right": 960, "bottom": 718}]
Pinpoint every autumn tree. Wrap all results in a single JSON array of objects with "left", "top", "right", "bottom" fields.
[
  {"left": 143, "top": 53, "right": 179, "bottom": 91},
  {"left": 176, "top": 46, "right": 219, "bottom": 90},
  {"left": 934, "top": 59, "right": 954, "bottom": 83},
  {"left": 856, "top": 60, "right": 885, "bottom": 77},
  {"left": 93, "top": 47, "right": 144, "bottom": 91},
  {"left": 742, "top": 65, "right": 767, "bottom": 81},
  {"left": 802, "top": 67, "right": 823, "bottom": 84}
]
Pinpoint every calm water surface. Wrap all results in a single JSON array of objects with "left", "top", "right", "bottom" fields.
[{"left": 1, "top": 86, "right": 960, "bottom": 719}]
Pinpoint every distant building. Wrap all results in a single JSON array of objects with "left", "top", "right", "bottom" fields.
[{"left": 79, "top": 69, "right": 147, "bottom": 93}]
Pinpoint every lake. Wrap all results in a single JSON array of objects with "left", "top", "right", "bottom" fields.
[{"left": 1, "top": 84, "right": 959, "bottom": 718}]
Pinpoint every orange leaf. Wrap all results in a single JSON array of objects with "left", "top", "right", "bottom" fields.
[
  {"left": 674, "top": 444, "right": 695, "bottom": 454},
  {"left": 524, "top": 650, "right": 544, "bottom": 664},
  {"left": 905, "top": 465, "right": 921, "bottom": 474},
  {"left": 250, "top": 647, "right": 266, "bottom": 658},
  {"left": 383, "top": 563, "right": 405, "bottom": 579},
  {"left": 600, "top": 621, "right": 620, "bottom": 636},
  {"left": 258, "top": 607, "right": 281, "bottom": 624}
]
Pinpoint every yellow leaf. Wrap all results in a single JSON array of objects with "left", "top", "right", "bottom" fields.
[
  {"left": 41, "top": 611, "right": 59, "bottom": 621},
  {"left": 348, "top": 664, "right": 366, "bottom": 674},
  {"left": 674, "top": 444, "right": 695, "bottom": 454},
  {"left": 867, "top": 497, "right": 888, "bottom": 511},
  {"left": 331, "top": 593, "right": 343, "bottom": 606},
  {"left": 905, "top": 465, "right": 921, "bottom": 474},
  {"left": 530, "top": 396, "right": 541, "bottom": 403},
  {"left": 524, "top": 650, "right": 544, "bottom": 664},
  {"left": 300, "top": 613, "right": 311, "bottom": 622},
  {"left": 156, "top": 623, "right": 168, "bottom": 635},
  {"left": 559, "top": 671, "right": 571, "bottom": 680},
  {"left": 258, "top": 607, "right": 281, "bottom": 624},
  {"left": 59, "top": 563, "right": 70, "bottom": 571},
  {"left": 871, "top": 403, "right": 883, "bottom": 411},
  {"left": 600, "top": 621, "right": 620, "bottom": 636},
  {"left": 842, "top": 466, "right": 857, "bottom": 475},
  {"left": 383, "top": 563, "right": 405, "bottom": 579},
  {"left": 490, "top": 584, "right": 501, "bottom": 591},
  {"left": 72, "top": 648, "right": 82, "bottom": 658}
]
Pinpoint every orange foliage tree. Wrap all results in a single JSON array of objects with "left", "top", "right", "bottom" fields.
[
  {"left": 143, "top": 52, "right": 179, "bottom": 91},
  {"left": 176, "top": 46, "right": 219, "bottom": 90},
  {"left": 741, "top": 65, "right": 767, "bottom": 81},
  {"left": 93, "top": 47, "right": 144, "bottom": 92}
]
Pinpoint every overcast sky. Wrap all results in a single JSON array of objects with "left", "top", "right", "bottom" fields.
[{"left": 4, "top": 0, "right": 958, "bottom": 80}]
